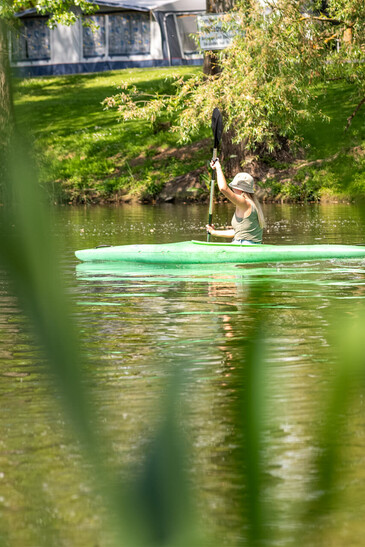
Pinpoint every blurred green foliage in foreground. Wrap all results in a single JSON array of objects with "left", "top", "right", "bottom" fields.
[{"left": 1, "top": 115, "right": 365, "bottom": 546}]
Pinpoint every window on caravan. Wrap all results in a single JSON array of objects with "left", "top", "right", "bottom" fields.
[
  {"left": 12, "top": 18, "right": 50, "bottom": 61},
  {"left": 109, "top": 12, "right": 150, "bottom": 55},
  {"left": 83, "top": 15, "right": 106, "bottom": 57},
  {"left": 176, "top": 14, "right": 199, "bottom": 55}
]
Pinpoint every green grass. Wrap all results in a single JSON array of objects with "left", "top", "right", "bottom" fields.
[
  {"left": 258, "top": 82, "right": 365, "bottom": 202},
  {"left": 13, "top": 69, "right": 365, "bottom": 203},
  {"left": 13, "top": 67, "right": 208, "bottom": 203},
  {"left": 290, "top": 82, "right": 365, "bottom": 201},
  {"left": 298, "top": 82, "right": 365, "bottom": 160}
]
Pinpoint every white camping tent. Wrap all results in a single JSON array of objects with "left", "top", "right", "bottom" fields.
[{"left": 11, "top": 0, "right": 206, "bottom": 76}]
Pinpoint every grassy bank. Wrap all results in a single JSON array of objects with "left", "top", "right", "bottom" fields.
[
  {"left": 259, "top": 82, "right": 365, "bottom": 202},
  {"left": 13, "top": 66, "right": 208, "bottom": 204},
  {"left": 13, "top": 68, "right": 365, "bottom": 203}
]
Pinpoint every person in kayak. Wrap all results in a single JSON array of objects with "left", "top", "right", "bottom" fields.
[{"left": 206, "top": 159, "right": 265, "bottom": 244}]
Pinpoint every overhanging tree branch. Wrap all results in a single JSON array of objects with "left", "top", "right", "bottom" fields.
[{"left": 345, "top": 96, "right": 365, "bottom": 131}]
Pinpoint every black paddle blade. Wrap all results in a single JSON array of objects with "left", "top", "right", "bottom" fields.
[{"left": 211, "top": 108, "right": 223, "bottom": 149}]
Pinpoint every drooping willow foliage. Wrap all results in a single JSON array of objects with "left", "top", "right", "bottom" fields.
[{"left": 104, "top": 0, "right": 364, "bottom": 155}]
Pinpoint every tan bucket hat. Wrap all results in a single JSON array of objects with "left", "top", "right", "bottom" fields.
[{"left": 229, "top": 172, "right": 255, "bottom": 193}]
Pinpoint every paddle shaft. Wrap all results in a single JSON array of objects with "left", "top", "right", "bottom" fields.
[{"left": 207, "top": 147, "right": 218, "bottom": 242}]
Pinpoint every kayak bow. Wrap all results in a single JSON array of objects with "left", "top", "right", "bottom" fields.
[{"left": 75, "top": 240, "right": 365, "bottom": 265}]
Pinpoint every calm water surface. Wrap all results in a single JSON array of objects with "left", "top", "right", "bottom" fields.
[{"left": 2, "top": 203, "right": 365, "bottom": 546}]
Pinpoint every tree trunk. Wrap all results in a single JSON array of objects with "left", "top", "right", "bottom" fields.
[
  {"left": 220, "top": 129, "right": 249, "bottom": 176},
  {"left": 203, "top": 0, "right": 238, "bottom": 76},
  {"left": 343, "top": 27, "right": 353, "bottom": 44},
  {"left": 0, "top": 19, "right": 15, "bottom": 205},
  {"left": 203, "top": 0, "right": 249, "bottom": 177},
  {"left": 206, "top": 0, "right": 237, "bottom": 11},
  {"left": 0, "top": 20, "right": 15, "bottom": 162},
  {"left": 203, "top": 52, "right": 221, "bottom": 75}
]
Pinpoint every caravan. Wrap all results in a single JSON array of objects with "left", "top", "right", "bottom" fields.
[{"left": 11, "top": 0, "right": 205, "bottom": 76}]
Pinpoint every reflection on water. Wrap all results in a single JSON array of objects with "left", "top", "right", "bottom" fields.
[{"left": 2, "top": 203, "right": 365, "bottom": 545}]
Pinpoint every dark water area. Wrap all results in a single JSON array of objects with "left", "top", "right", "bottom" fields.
[{"left": 2, "top": 202, "right": 365, "bottom": 545}]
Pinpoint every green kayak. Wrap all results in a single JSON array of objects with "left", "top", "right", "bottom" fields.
[{"left": 75, "top": 240, "right": 365, "bottom": 265}]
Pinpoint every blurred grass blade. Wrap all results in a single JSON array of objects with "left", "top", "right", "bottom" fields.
[
  {"left": 0, "top": 123, "right": 130, "bottom": 544},
  {"left": 0, "top": 17, "right": 92, "bottom": 439},
  {"left": 241, "top": 325, "right": 268, "bottom": 544},
  {"left": 300, "top": 314, "right": 365, "bottom": 540},
  {"left": 228, "top": 315, "right": 269, "bottom": 545},
  {"left": 247, "top": 332, "right": 265, "bottom": 541},
  {"left": 0, "top": 132, "right": 95, "bottom": 449},
  {"left": 1, "top": 26, "right": 198, "bottom": 543},
  {"left": 119, "top": 369, "right": 199, "bottom": 547}
]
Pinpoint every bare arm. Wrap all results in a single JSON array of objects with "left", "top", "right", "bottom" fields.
[
  {"left": 206, "top": 225, "right": 235, "bottom": 238},
  {"left": 211, "top": 159, "right": 249, "bottom": 210}
]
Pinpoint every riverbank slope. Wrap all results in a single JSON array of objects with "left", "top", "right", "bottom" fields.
[{"left": 13, "top": 68, "right": 365, "bottom": 204}]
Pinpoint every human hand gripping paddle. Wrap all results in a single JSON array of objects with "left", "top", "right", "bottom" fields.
[{"left": 207, "top": 108, "right": 223, "bottom": 242}]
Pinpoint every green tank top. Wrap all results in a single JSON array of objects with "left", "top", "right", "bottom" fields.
[{"left": 231, "top": 207, "right": 263, "bottom": 243}]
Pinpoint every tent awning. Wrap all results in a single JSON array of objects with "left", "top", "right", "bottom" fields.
[
  {"left": 15, "top": 0, "right": 205, "bottom": 18},
  {"left": 94, "top": 0, "right": 176, "bottom": 9}
]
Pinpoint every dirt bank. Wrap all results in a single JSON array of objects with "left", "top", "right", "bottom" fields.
[{"left": 86, "top": 139, "right": 364, "bottom": 205}]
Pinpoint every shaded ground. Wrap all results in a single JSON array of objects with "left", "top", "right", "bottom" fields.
[{"left": 148, "top": 141, "right": 365, "bottom": 204}]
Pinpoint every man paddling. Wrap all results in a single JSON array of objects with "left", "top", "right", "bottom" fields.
[{"left": 206, "top": 159, "right": 265, "bottom": 244}]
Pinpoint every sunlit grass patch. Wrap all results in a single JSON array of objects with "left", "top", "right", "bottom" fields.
[
  {"left": 297, "top": 81, "right": 365, "bottom": 160},
  {"left": 13, "top": 67, "right": 206, "bottom": 203}
]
